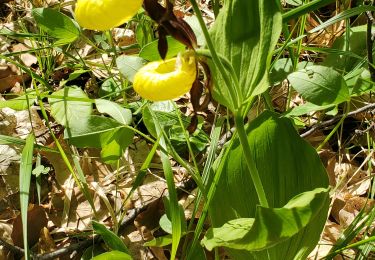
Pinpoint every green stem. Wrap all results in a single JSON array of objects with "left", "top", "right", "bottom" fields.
[
  {"left": 190, "top": 0, "right": 241, "bottom": 108},
  {"left": 234, "top": 113, "right": 269, "bottom": 207}
]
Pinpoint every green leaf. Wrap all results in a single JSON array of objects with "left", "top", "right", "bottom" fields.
[
  {"left": 142, "top": 102, "right": 208, "bottom": 152},
  {"left": 60, "top": 69, "right": 89, "bottom": 87},
  {"left": 322, "top": 25, "right": 368, "bottom": 72},
  {"left": 81, "top": 245, "right": 106, "bottom": 260},
  {"left": 32, "top": 165, "right": 50, "bottom": 178},
  {"left": 95, "top": 99, "right": 132, "bottom": 125},
  {"left": 92, "top": 251, "right": 132, "bottom": 260},
  {"left": 282, "top": 0, "right": 335, "bottom": 22},
  {"left": 0, "top": 134, "right": 57, "bottom": 153},
  {"left": 209, "top": 0, "right": 282, "bottom": 109},
  {"left": 19, "top": 134, "right": 35, "bottom": 260},
  {"left": 184, "top": 16, "right": 205, "bottom": 46},
  {"left": 270, "top": 58, "right": 294, "bottom": 85},
  {"left": 350, "top": 69, "right": 375, "bottom": 96},
  {"left": 32, "top": 8, "right": 80, "bottom": 45},
  {"left": 99, "top": 78, "right": 122, "bottom": 98},
  {"left": 208, "top": 111, "right": 330, "bottom": 259},
  {"left": 92, "top": 221, "right": 130, "bottom": 254},
  {"left": 287, "top": 65, "right": 350, "bottom": 106},
  {"left": 202, "top": 188, "right": 329, "bottom": 251},
  {"left": 0, "top": 94, "right": 35, "bottom": 111},
  {"left": 65, "top": 116, "right": 122, "bottom": 148},
  {"left": 139, "top": 36, "right": 186, "bottom": 61},
  {"left": 142, "top": 101, "right": 178, "bottom": 136},
  {"left": 49, "top": 86, "right": 92, "bottom": 128},
  {"left": 159, "top": 214, "right": 172, "bottom": 234},
  {"left": 270, "top": 59, "right": 314, "bottom": 85},
  {"left": 116, "top": 55, "right": 146, "bottom": 82},
  {"left": 143, "top": 235, "right": 173, "bottom": 247},
  {"left": 309, "top": 6, "right": 375, "bottom": 34},
  {"left": 285, "top": 102, "right": 335, "bottom": 117},
  {"left": 65, "top": 115, "right": 134, "bottom": 163},
  {"left": 100, "top": 127, "right": 134, "bottom": 164}
]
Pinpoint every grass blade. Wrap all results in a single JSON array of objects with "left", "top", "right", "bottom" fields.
[
  {"left": 149, "top": 105, "right": 182, "bottom": 260},
  {"left": 309, "top": 6, "right": 375, "bottom": 33},
  {"left": 282, "top": 0, "right": 336, "bottom": 22},
  {"left": 19, "top": 134, "right": 35, "bottom": 260}
]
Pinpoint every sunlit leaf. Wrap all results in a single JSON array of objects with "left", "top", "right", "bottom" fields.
[
  {"left": 209, "top": 0, "right": 282, "bottom": 109},
  {"left": 288, "top": 65, "right": 350, "bottom": 106},
  {"left": 32, "top": 8, "right": 80, "bottom": 45},
  {"left": 92, "top": 251, "right": 132, "bottom": 260},
  {"left": 92, "top": 221, "right": 130, "bottom": 254},
  {"left": 202, "top": 188, "right": 329, "bottom": 251},
  {"left": 208, "top": 111, "right": 330, "bottom": 259},
  {"left": 49, "top": 86, "right": 92, "bottom": 128}
]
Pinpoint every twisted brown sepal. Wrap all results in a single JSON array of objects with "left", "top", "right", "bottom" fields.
[
  {"left": 188, "top": 62, "right": 212, "bottom": 133},
  {"left": 143, "top": 0, "right": 197, "bottom": 59}
]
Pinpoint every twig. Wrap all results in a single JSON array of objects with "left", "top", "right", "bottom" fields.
[
  {"left": 301, "top": 103, "right": 375, "bottom": 138},
  {"left": 0, "top": 237, "right": 26, "bottom": 256},
  {"left": 35, "top": 204, "right": 147, "bottom": 260},
  {"left": 2, "top": 177, "right": 196, "bottom": 260}
]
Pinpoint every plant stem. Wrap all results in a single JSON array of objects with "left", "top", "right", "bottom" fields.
[
  {"left": 190, "top": 0, "right": 241, "bottom": 108},
  {"left": 234, "top": 113, "right": 269, "bottom": 207}
]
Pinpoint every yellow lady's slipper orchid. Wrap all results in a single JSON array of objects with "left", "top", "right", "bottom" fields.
[
  {"left": 133, "top": 53, "right": 197, "bottom": 101},
  {"left": 75, "top": 0, "right": 143, "bottom": 31}
]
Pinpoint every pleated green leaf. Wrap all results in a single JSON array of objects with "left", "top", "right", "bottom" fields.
[
  {"left": 209, "top": 0, "right": 282, "bottom": 109},
  {"left": 207, "top": 111, "right": 330, "bottom": 259},
  {"left": 202, "top": 188, "right": 329, "bottom": 251}
]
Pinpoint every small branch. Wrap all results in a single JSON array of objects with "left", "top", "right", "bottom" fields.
[
  {"left": 301, "top": 103, "right": 375, "bottom": 138},
  {"left": 0, "top": 237, "right": 26, "bottom": 256}
]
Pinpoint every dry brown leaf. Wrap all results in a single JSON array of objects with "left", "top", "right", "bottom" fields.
[
  {"left": 0, "top": 145, "right": 20, "bottom": 201},
  {"left": 134, "top": 199, "right": 166, "bottom": 260},
  {"left": 112, "top": 28, "right": 136, "bottom": 47},
  {"left": 134, "top": 198, "right": 164, "bottom": 241},
  {"left": 308, "top": 220, "right": 343, "bottom": 260},
  {"left": 40, "top": 137, "right": 71, "bottom": 187},
  {"left": 339, "top": 195, "right": 375, "bottom": 228},
  {"left": 123, "top": 226, "right": 155, "bottom": 260},
  {"left": 10, "top": 43, "right": 37, "bottom": 67},
  {"left": 11, "top": 204, "right": 48, "bottom": 248},
  {"left": 335, "top": 162, "right": 371, "bottom": 196},
  {"left": 38, "top": 227, "right": 57, "bottom": 254},
  {"left": 0, "top": 68, "right": 29, "bottom": 93}
]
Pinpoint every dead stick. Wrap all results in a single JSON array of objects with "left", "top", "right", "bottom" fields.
[{"left": 301, "top": 103, "right": 375, "bottom": 138}]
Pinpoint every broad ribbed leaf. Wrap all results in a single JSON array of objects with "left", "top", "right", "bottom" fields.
[
  {"left": 209, "top": 0, "right": 282, "bottom": 110},
  {"left": 288, "top": 65, "right": 350, "bottom": 106},
  {"left": 208, "top": 111, "right": 330, "bottom": 259},
  {"left": 202, "top": 188, "right": 329, "bottom": 251}
]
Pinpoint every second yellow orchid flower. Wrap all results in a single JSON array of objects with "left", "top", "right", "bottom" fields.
[{"left": 133, "top": 52, "right": 197, "bottom": 101}]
